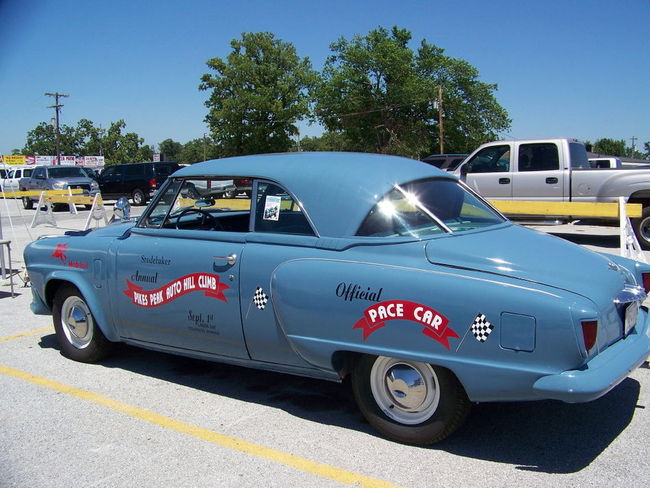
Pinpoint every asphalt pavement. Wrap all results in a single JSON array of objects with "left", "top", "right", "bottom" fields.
[{"left": 1, "top": 197, "right": 649, "bottom": 488}]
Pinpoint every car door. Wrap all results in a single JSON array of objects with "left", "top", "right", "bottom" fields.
[
  {"left": 111, "top": 178, "right": 249, "bottom": 359},
  {"left": 461, "top": 144, "right": 513, "bottom": 198},
  {"left": 511, "top": 141, "right": 566, "bottom": 201},
  {"left": 99, "top": 166, "right": 124, "bottom": 198},
  {"left": 238, "top": 180, "right": 321, "bottom": 367}
]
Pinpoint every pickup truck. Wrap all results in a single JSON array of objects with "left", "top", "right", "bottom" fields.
[
  {"left": 453, "top": 138, "right": 650, "bottom": 248},
  {"left": 19, "top": 165, "right": 100, "bottom": 209}
]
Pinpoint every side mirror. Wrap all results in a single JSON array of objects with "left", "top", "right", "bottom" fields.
[{"left": 112, "top": 197, "right": 132, "bottom": 222}]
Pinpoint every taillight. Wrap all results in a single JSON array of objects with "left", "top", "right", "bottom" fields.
[
  {"left": 581, "top": 320, "right": 598, "bottom": 352},
  {"left": 149, "top": 177, "right": 157, "bottom": 189},
  {"left": 642, "top": 273, "right": 650, "bottom": 293}
]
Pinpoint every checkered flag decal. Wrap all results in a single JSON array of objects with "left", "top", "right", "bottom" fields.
[
  {"left": 471, "top": 313, "right": 494, "bottom": 342},
  {"left": 253, "top": 287, "right": 269, "bottom": 310}
]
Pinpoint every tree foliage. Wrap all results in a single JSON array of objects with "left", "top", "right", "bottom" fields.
[
  {"left": 21, "top": 119, "right": 153, "bottom": 165},
  {"left": 593, "top": 138, "right": 626, "bottom": 157},
  {"left": 200, "top": 32, "right": 316, "bottom": 157},
  {"left": 313, "top": 26, "right": 510, "bottom": 157}
]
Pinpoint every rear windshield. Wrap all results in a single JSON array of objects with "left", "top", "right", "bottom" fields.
[{"left": 357, "top": 178, "right": 505, "bottom": 238}]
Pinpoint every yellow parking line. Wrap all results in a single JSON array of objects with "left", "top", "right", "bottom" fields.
[
  {"left": 0, "top": 365, "right": 401, "bottom": 488},
  {"left": 0, "top": 327, "right": 53, "bottom": 342}
]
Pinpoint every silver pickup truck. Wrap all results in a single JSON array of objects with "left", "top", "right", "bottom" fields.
[
  {"left": 453, "top": 138, "right": 650, "bottom": 248},
  {"left": 19, "top": 165, "right": 100, "bottom": 209}
]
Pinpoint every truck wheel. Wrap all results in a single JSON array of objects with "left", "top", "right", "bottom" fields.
[
  {"left": 132, "top": 188, "right": 146, "bottom": 206},
  {"left": 22, "top": 196, "right": 33, "bottom": 210},
  {"left": 632, "top": 207, "right": 650, "bottom": 250},
  {"left": 351, "top": 355, "right": 470, "bottom": 445},
  {"left": 52, "top": 285, "right": 113, "bottom": 363}
]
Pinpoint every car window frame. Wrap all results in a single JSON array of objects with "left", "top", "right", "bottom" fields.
[{"left": 137, "top": 176, "right": 320, "bottom": 237}]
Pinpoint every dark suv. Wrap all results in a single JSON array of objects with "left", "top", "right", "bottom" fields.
[{"left": 98, "top": 162, "right": 180, "bottom": 205}]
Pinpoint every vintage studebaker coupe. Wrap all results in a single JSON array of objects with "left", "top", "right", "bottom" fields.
[{"left": 24, "top": 152, "right": 650, "bottom": 444}]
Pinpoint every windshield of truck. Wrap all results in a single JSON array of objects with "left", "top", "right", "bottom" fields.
[
  {"left": 357, "top": 178, "right": 505, "bottom": 238},
  {"left": 48, "top": 167, "right": 85, "bottom": 178},
  {"left": 569, "top": 142, "right": 590, "bottom": 169}
]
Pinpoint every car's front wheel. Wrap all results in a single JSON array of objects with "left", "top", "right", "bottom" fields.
[
  {"left": 52, "top": 285, "right": 113, "bottom": 363},
  {"left": 22, "top": 195, "right": 33, "bottom": 209},
  {"left": 351, "top": 355, "right": 470, "bottom": 445}
]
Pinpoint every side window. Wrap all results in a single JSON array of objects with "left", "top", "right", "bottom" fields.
[
  {"left": 254, "top": 182, "right": 314, "bottom": 236},
  {"left": 465, "top": 145, "right": 511, "bottom": 173},
  {"left": 102, "top": 167, "right": 114, "bottom": 178},
  {"left": 33, "top": 167, "right": 44, "bottom": 179},
  {"left": 518, "top": 143, "right": 559, "bottom": 171},
  {"left": 23, "top": 169, "right": 32, "bottom": 178},
  {"left": 141, "top": 178, "right": 252, "bottom": 232},
  {"left": 124, "top": 164, "right": 145, "bottom": 176}
]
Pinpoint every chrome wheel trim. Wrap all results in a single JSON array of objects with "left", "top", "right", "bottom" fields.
[
  {"left": 370, "top": 357, "right": 440, "bottom": 425},
  {"left": 60, "top": 296, "right": 93, "bottom": 349}
]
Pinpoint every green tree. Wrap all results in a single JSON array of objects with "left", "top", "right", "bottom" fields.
[
  {"left": 159, "top": 138, "right": 183, "bottom": 162},
  {"left": 593, "top": 138, "right": 626, "bottom": 156},
  {"left": 293, "top": 131, "right": 352, "bottom": 152},
  {"left": 199, "top": 32, "right": 317, "bottom": 156},
  {"left": 314, "top": 26, "right": 510, "bottom": 157},
  {"left": 177, "top": 136, "right": 221, "bottom": 165},
  {"left": 102, "top": 120, "right": 151, "bottom": 165},
  {"left": 23, "top": 122, "right": 79, "bottom": 155}
]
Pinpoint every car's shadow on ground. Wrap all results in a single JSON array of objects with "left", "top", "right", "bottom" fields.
[{"left": 39, "top": 334, "right": 644, "bottom": 474}]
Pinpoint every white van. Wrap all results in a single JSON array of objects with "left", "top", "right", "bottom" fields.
[{"left": 0, "top": 166, "right": 34, "bottom": 192}]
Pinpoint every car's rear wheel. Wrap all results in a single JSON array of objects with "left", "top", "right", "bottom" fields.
[
  {"left": 351, "top": 355, "right": 470, "bottom": 445},
  {"left": 52, "top": 285, "right": 112, "bottom": 363},
  {"left": 22, "top": 196, "right": 33, "bottom": 209},
  {"left": 131, "top": 188, "right": 146, "bottom": 206}
]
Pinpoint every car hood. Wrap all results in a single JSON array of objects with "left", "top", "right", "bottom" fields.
[
  {"left": 425, "top": 224, "right": 627, "bottom": 299},
  {"left": 62, "top": 177, "right": 94, "bottom": 185}
]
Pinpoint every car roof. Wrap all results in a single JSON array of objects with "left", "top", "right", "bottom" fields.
[{"left": 174, "top": 152, "right": 456, "bottom": 237}]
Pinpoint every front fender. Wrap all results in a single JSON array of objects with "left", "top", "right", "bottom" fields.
[{"left": 43, "top": 270, "right": 119, "bottom": 342}]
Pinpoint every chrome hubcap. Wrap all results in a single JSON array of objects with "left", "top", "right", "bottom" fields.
[
  {"left": 370, "top": 357, "right": 440, "bottom": 425},
  {"left": 60, "top": 296, "right": 93, "bottom": 349}
]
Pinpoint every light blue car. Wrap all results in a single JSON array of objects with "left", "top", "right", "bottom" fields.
[{"left": 24, "top": 152, "right": 650, "bottom": 445}]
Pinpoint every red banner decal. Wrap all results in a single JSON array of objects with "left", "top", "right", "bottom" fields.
[
  {"left": 353, "top": 300, "right": 457, "bottom": 350},
  {"left": 123, "top": 273, "right": 229, "bottom": 308}
]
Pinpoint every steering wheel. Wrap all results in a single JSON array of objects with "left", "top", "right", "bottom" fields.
[{"left": 174, "top": 208, "right": 222, "bottom": 230}]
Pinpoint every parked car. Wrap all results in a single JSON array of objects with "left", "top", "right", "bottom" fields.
[
  {"left": 98, "top": 162, "right": 180, "bottom": 205},
  {"left": 1, "top": 166, "right": 33, "bottom": 192},
  {"left": 24, "top": 152, "right": 650, "bottom": 445},
  {"left": 454, "top": 138, "right": 650, "bottom": 248},
  {"left": 19, "top": 165, "right": 99, "bottom": 209},
  {"left": 421, "top": 153, "right": 468, "bottom": 171}
]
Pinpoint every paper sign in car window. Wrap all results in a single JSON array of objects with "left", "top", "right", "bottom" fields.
[{"left": 263, "top": 195, "right": 281, "bottom": 221}]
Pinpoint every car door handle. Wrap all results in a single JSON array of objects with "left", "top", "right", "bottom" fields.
[
  {"left": 499, "top": 178, "right": 510, "bottom": 184},
  {"left": 546, "top": 177, "right": 559, "bottom": 184},
  {"left": 214, "top": 253, "right": 237, "bottom": 265}
]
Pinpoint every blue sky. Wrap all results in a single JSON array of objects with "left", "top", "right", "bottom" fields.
[{"left": 1, "top": 0, "right": 648, "bottom": 155}]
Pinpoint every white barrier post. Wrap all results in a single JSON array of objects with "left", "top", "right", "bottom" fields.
[
  {"left": 619, "top": 197, "right": 646, "bottom": 263},
  {"left": 30, "top": 192, "right": 57, "bottom": 228},
  {"left": 67, "top": 188, "right": 78, "bottom": 215},
  {"left": 84, "top": 194, "right": 108, "bottom": 230}
]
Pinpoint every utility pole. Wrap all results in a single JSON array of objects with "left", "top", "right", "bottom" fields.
[
  {"left": 45, "top": 92, "right": 69, "bottom": 165},
  {"left": 631, "top": 136, "right": 637, "bottom": 157},
  {"left": 437, "top": 85, "right": 444, "bottom": 154}
]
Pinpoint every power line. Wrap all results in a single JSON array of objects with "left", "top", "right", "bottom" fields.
[{"left": 45, "top": 92, "right": 69, "bottom": 165}]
